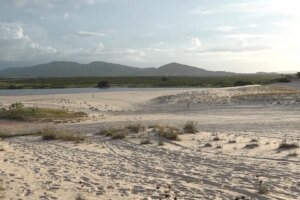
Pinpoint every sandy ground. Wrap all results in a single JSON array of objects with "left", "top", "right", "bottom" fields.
[{"left": 0, "top": 85, "right": 300, "bottom": 200}]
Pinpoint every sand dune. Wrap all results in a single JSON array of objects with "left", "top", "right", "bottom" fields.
[{"left": 0, "top": 85, "right": 299, "bottom": 199}]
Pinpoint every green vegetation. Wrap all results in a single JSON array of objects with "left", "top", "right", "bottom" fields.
[
  {"left": 37, "top": 128, "right": 85, "bottom": 143},
  {"left": 0, "top": 75, "right": 280, "bottom": 89},
  {"left": 0, "top": 102, "right": 86, "bottom": 121},
  {"left": 297, "top": 72, "right": 300, "bottom": 78}
]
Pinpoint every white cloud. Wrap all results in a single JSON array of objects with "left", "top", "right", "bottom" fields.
[
  {"left": 191, "top": 37, "right": 202, "bottom": 48},
  {"left": 77, "top": 31, "right": 106, "bottom": 37},
  {"left": 63, "top": 12, "right": 69, "bottom": 19},
  {"left": 0, "top": 23, "right": 57, "bottom": 61}
]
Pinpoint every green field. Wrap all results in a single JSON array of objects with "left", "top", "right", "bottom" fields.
[{"left": 0, "top": 75, "right": 281, "bottom": 89}]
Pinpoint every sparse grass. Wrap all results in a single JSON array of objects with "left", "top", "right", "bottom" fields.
[
  {"left": 204, "top": 143, "right": 212, "bottom": 148},
  {"left": 216, "top": 145, "right": 222, "bottom": 149},
  {"left": 157, "top": 126, "right": 180, "bottom": 141},
  {"left": 140, "top": 138, "right": 151, "bottom": 145},
  {"left": 183, "top": 121, "right": 198, "bottom": 134},
  {"left": 97, "top": 127, "right": 128, "bottom": 139},
  {"left": 0, "top": 178, "right": 4, "bottom": 199},
  {"left": 158, "top": 140, "right": 165, "bottom": 146},
  {"left": 257, "top": 181, "right": 269, "bottom": 195},
  {"left": 0, "top": 102, "right": 86, "bottom": 122},
  {"left": 212, "top": 137, "right": 220, "bottom": 141},
  {"left": 228, "top": 140, "right": 237, "bottom": 144},
  {"left": 250, "top": 138, "right": 258, "bottom": 143},
  {"left": 0, "top": 131, "right": 31, "bottom": 139},
  {"left": 287, "top": 151, "right": 298, "bottom": 157},
  {"left": 278, "top": 139, "right": 299, "bottom": 150},
  {"left": 37, "top": 128, "right": 85, "bottom": 143},
  {"left": 74, "top": 193, "right": 86, "bottom": 200},
  {"left": 0, "top": 144, "right": 4, "bottom": 152},
  {"left": 244, "top": 143, "right": 259, "bottom": 149},
  {"left": 126, "top": 124, "right": 144, "bottom": 133}
]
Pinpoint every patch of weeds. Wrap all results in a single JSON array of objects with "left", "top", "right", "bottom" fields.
[
  {"left": 183, "top": 121, "right": 198, "bottom": 133},
  {"left": 287, "top": 151, "right": 298, "bottom": 157},
  {"left": 244, "top": 143, "right": 259, "bottom": 149},
  {"left": 215, "top": 145, "right": 222, "bottom": 149},
  {"left": 140, "top": 138, "right": 151, "bottom": 145},
  {"left": 0, "top": 131, "right": 31, "bottom": 139},
  {"left": 250, "top": 138, "right": 258, "bottom": 143},
  {"left": 257, "top": 180, "right": 269, "bottom": 195},
  {"left": 212, "top": 137, "right": 220, "bottom": 141},
  {"left": 0, "top": 144, "right": 4, "bottom": 152},
  {"left": 74, "top": 193, "right": 86, "bottom": 200},
  {"left": 97, "top": 128, "right": 128, "bottom": 139},
  {"left": 157, "top": 126, "right": 180, "bottom": 141},
  {"left": 0, "top": 102, "right": 86, "bottom": 122},
  {"left": 228, "top": 140, "right": 237, "bottom": 144},
  {"left": 158, "top": 140, "right": 165, "bottom": 146},
  {"left": 37, "top": 128, "right": 85, "bottom": 143},
  {"left": 204, "top": 143, "right": 212, "bottom": 148},
  {"left": 278, "top": 138, "right": 299, "bottom": 150},
  {"left": 126, "top": 124, "right": 145, "bottom": 133}
]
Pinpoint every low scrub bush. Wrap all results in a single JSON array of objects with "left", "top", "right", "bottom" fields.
[
  {"left": 37, "top": 128, "right": 85, "bottom": 143},
  {"left": 183, "top": 121, "right": 198, "bottom": 133}
]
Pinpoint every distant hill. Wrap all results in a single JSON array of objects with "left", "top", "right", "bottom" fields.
[{"left": 0, "top": 61, "right": 238, "bottom": 78}]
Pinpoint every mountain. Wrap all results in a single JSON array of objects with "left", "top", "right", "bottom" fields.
[{"left": 0, "top": 61, "right": 236, "bottom": 78}]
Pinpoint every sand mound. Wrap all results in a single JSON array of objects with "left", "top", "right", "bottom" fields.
[{"left": 153, "top": 86, "right": 300, "bottom": 106}]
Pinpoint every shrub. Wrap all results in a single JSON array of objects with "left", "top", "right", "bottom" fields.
[
  {"left": 158, "top": 140, "right": 165, "bottom": 146},
  {"left": 157, "top": 126, "right": 179, "bottom": 141},
  {"left": 38, "top": 128, "right": 85, "bottom": 143},
  {"left": 140, "top": 138, "right": 151, "bottom": 145},
  {"left": 161, "top": 77, "right": 168, "bottom": 81},
  {"left": 277, "top": 77, "right": 290, "bottom": 83},
  {"left": 297, "top": 72, "right": 300, "bottom": 78},
  {"left": 228, "top": 140, "right": 237, "bottom": 144},
  {"left": 278, "top": 142, "right": 299, "bottom": 150},
  {"left": 288, "top": 151, "right": 298, "bottom": 157},
  {"left": 75, "top": 193, "right": 86, "bottom": 200},
  {"left": 97, "top": 81, "right": 110, "bottom": 88},
  {"left": 212, "top": 137, "right": 220, "bottom": 141},
  {"left": 244, "top": 143, "right": 259, "bottom": 149},
  {"left": 126, "top": 124, "right": 144, "bottom": 133},
  {"left": 204, "top": 143, "right": 212, "bottom": 147},
  {"left": 97, "top": 128, "right": 128, "bottom": 139},
  {"left": 183, "top": 121, "right": 197, "bottom": 133}
]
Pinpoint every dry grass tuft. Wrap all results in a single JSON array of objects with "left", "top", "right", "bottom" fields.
[
  {"left": 140, "top": 137, "right": 151, "bottom": 145},
  {"left": 37, "top": 128, "right": 85, "bottom": 143},
  {"left": 204, "top": 143, "right": 212, "bottom": 148},
  {"left": 278, "top": 138, "right": 299, "bottom": 150},
  {"left": 244, "top": 143, "right": 259, "bottom": 149},
  {"left": 97, "top": 127, "right": 128, "bottom": 139},
  {"left": 183, "top": 121, "right": 198, "bottom": 133},
  {"left": 157, "top": 126, "right": 180, "bottom": 141},
  {"left": 126, "top": 124, "right": 145, "bottom": 133},
  {"left": 74, "top": 193, "right": 86, "bottom": 200}
]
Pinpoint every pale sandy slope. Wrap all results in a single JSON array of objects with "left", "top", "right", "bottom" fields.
[{"left": 0, "top": 85, "right": 299, "bottom": 199}]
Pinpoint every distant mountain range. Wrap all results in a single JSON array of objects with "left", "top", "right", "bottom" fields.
[{"left": 0, "top": 61, "right": 271, "bottom": 78}]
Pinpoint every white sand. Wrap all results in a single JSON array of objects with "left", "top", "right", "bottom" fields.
[{"left": 0, "top": 85, "right": 299, "bottom": 199}]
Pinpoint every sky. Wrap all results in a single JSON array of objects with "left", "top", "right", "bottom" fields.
[{"left": 0, "top": 0, "right": 299, "bottom": 73}]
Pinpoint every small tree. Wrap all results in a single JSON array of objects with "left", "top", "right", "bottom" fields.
[
  {"left": 297, "top": 72, "right": 300, "bottom": 78},
  {"left": 97, "top": 81, "right": 110, "bottom": 88}
]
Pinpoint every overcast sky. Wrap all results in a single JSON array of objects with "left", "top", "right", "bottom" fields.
[{"left": 0, "top": 0, "right": 299, "bottom": 72}]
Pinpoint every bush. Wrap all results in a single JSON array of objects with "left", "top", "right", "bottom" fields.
[
  {"left": 157, "top": 126, "right": 179, "bottom": 141},
  {"left": 183, "top": 121, "right": 198, "bottom": 133},
  {"left": 38, "top": 128, "right": 85, "bottom": 143},
  {"left": 97, "top": 128, "right": 128, "bottom": 139},
  {"left": 161, "top": 77, "right": 168, "bottom": 81},
  {"left": 140, "top": 138, "right": 151, "bottom": 145},
  {"left": 126, "top": 124, "right": 144, "bottom": 133},
  {"left": 244, "top": 143, "right": 259, "bottom": 149},
  {"left": 278, "top": 141, "right": 299, "bottom": 150},
  {"left": 97, "top": 81, "right": 110, "bottom": 88},
  {"left": 296, "top": 72, "right": 300, "bottom": 78}
]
